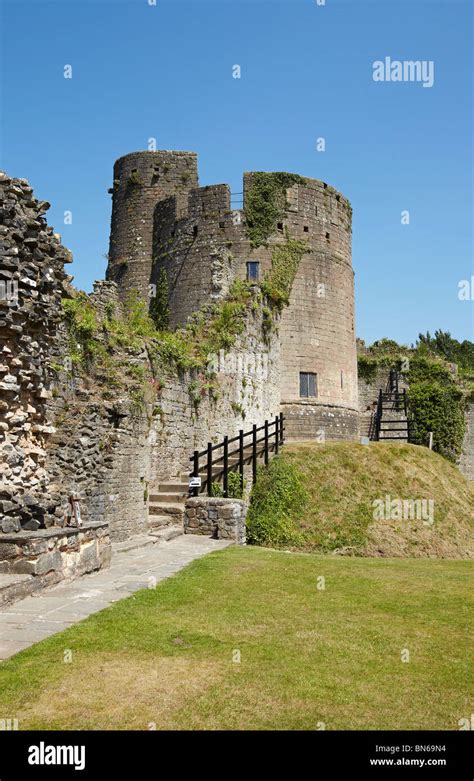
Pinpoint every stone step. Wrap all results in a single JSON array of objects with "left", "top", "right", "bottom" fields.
[
  {"left": 149, "top": 492, "right": 187, "bottom": 503},
  {"left": 158, "top": 482, "right": 189, "bottom": 493},
  {"left": 113, "top": 534, "right": 158, "bottom": 553},
  {"left": 148, "top": 514, "right": 175, "bottom": 529},
  {"left": 149, "top": 526, "right": 183, "bottom": 543},
  {"left": 0, "top": 572, "right": 35, "bottom": 607},
  {"left": 148, "top": 502, "right": 185, "bottom": 519}
]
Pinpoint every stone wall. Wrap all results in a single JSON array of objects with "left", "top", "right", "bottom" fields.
[
  {"left": 148, "top": 305, "right": 281, "bottom": 483},
  {"left": 459, "top": 400, "right": 474, "bottom": 480},
  {"left": 0, "top": 172, "right": 71, "bottom": 532},
  {"left": 0, "top": 522, "right": 111, "bottom": 605},
  {"left": 152, "top": 184, "right": 240, "bottom": 327},
  {"left": 281, "top": 402, "right": 359, "bottom": 441},
  {"left": 184, "top": 497, "right": 246, "bottom": 544}
]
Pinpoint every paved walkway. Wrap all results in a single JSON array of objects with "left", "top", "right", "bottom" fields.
[{"left": 0, "top": 535, "right": 231, "bottom": 661}]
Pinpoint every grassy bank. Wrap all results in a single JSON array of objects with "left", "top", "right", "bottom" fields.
[{"left": 246, "top": 442, "right": 474, "bottom": 557}]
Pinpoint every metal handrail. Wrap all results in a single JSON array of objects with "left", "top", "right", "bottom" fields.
[{"left": 189, "top": 413, "right": 285, "bottom": 497}]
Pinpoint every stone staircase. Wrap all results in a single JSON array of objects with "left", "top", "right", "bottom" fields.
[{"left": 148, "top": 475, "right": 190, "bottom": 538}]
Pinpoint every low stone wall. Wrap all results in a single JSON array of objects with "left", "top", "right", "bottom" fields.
[
  {"left": 184, "top": 497, "right": 246, "bottom": 544},
  {"left": 0, "top": 522, "right": 111, "bottom": 602}
]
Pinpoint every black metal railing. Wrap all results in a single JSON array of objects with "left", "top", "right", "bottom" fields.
[
  {"left": 374, "top": 387, "right": 409, "bottom": 441},
  {"left": 230, "top": 191, "right": 244, "bottom": 208},
  {"left": 189, "top": 414, "right": 285, "bottom": 497},
  {"left": 374, "top": 389, "right": 383, "bottom": 441}
]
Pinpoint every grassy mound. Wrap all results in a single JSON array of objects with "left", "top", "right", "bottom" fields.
[{"left": 246, "top": 442, "right": 474, "bottom": 558}]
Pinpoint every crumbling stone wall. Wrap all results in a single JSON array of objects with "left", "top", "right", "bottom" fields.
[
  {"left": 0, "top": 172, "right": 71, "bottom": 532},
  {"left": 0, "top": 175, "right": 152, "bottom": 541}
]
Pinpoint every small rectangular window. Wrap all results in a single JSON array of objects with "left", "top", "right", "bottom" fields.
[
  {"left": 193, "top": 225, "right": 198, "bottom": 237},
  {"left": 277, "top": 222, "right": 284, "bottom": 231},
  {"left": 246, "top": 261, "right": 259, "bottom": 281},
  {"left": 303, "top": 225, "right": 309, "bottom": 233},
  {"left": 300, "top": 372, "right": 317, "bottom": 398}
]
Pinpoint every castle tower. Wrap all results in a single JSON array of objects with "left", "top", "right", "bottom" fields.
[
  {"left": 107, "top": 150, "right": 198, "bottom": 301},
  {"left": 111, "top": 151, "right": 358, "bottom": 441},
  {"left": 235, "top": 173, "right": 358, "bottom": 440},
  {"left": 272, "top": 177, "right": 358, "bottom": 440}
]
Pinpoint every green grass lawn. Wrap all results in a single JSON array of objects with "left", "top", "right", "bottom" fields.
[{"left": 0, "top": 546, "right": 472, "bottom": 730}]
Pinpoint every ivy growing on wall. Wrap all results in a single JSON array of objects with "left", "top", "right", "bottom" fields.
[
  {"left": 260, "top": 236, "right": 308, "bottom": 310},
  {"left": 404, "top": 357, "right": 466, "bottom": 461},
  {"left": 244, "top": 171, "right": 306, "bottom": 248}
]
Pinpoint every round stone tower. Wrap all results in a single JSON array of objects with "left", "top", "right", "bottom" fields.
[
  {"left": 274, "top": 177, "right": 358, "bottom": 440},
  {"left": 107, "top": 150, "right": 198, "bottom": 301},
  {"left": 233, "top": 173, "right": 358, "bottom": 440}
]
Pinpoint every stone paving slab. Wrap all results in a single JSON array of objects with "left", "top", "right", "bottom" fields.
[{"left": 0, "top": 535, "right": 231, "bottom": 661}]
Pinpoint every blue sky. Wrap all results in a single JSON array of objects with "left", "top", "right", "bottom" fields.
[{"left": 1, "top": 0, "right": 472, "bottom": 345}]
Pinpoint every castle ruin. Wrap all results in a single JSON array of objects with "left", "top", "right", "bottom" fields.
[{"left": 106, "top": 150, "right": 359, "bottom": 440}]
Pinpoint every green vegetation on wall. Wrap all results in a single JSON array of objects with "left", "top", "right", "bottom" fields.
[
  {"left": 149, "top": 269, "right": 170, "bottom": 330},
  {"left": 244, "top": 171, "right": 306, "bottom": 248},
  {"left": 358, "top": 336, "right": 471, "bottom": 462},
  {"left": 62, "top": 293, "right": 99, "bottom": 364},
  {"left": 61, "top": 277, "right": 264, "bottom": 412},
  {"left": 405, "top": 357, "right": 466, "bottom": 461},
  {"left": 260, "top": 236, "right": 308, "bottom": 310}
]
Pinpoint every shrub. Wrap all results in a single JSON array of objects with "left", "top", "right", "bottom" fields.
[
  {"left": 407, "top": 382, "right": 465, "bottom": 461},
  {"left": 246, "top": 456, "right": 308, "bottom": 546},
  {"left": 227, "top": 470, "right": 245, "bottom": 499}
]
